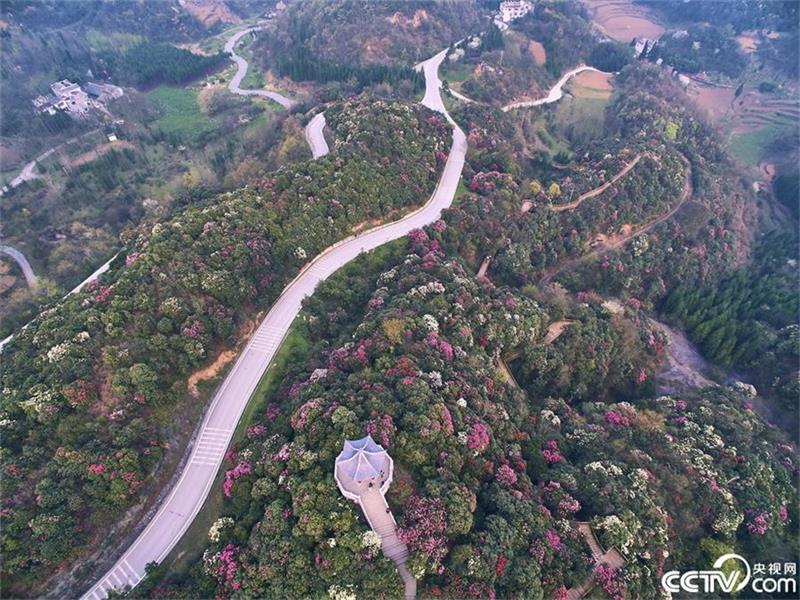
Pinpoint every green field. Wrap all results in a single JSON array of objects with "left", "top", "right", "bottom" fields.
[
  {"left": 728, "top": 123, "right": 785, "bottom": 165},
  {"left": 148, "top": 87, "right": 214, "bottom": 141},
  {"left": 441, "top": 60, "right": 474, "bottom": 85},
  {"left": 85, "top": 29, "right": 144, "bottom": 53}
]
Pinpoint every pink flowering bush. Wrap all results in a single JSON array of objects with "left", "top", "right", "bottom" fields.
[
  {"left": 542, "top": 440, "right": 564, "bottom": 463},
  {"left": 467, "top": 422, "right": 491, "bottom": 453},
  {"left": 495, "top": 464, "right": 518, "bottom": 486},
  {"left": 746, "top": 511, "right": 769, "bottom": 536},
  {"left": 594, "top": 564, "right": 623, "bottom": 600},
  {"left": 398, "top": 495, "right": 448, "bottom": 564},
  {"left": 605, "top": 410, "right": 629, "bottom": 427},
  {"left": 223, "top": 461, "right": 252, "bottom": 498},
  {"left": 544, "top": 529, "right": 564, "bottom": 553}
]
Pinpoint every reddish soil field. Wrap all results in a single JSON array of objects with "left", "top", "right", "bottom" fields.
[{"left": 582, "top": 0, "right": 664, "bottom": 43}]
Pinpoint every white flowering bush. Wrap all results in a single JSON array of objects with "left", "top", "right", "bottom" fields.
[{"left": 208, "top": 517, "right": 234, "bottom": 542}]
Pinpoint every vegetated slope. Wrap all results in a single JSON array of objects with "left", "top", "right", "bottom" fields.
[
  {"left": 140, "top": 232, "right": 796, "bottom": 599},
  {"left": 0, "top": 99, "right": 450, "bottom": 595},
  {"left": 455, "top": 0, "right": 632, "bottom": 105},
  {"left": 450, "top": 61, "right": 756, "bottom": 298},
  {"left": 662, "top": 232, "right": 799, "bottom": 407},
  {"left": 261, "top": 0, "right": 483, "bottom": 69}
]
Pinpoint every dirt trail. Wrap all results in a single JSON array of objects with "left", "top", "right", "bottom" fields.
[
  {"left": 548, "top": 154, "right": 642, "bottom": 212},
  {"left": 540, "top": 154, "right": 692, "bottom": 286},
  {"left": 187, "top": 350, "right": 237, "bottom": 396}
]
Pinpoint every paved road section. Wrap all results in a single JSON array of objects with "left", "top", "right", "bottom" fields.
[
  {"left": 305, "top": 112, "right": 330, "bottom": 158},
  {"left": 1, "top": 128, "right": 102, "bottom": 195},
  {"left": 225, "top": 28, "right": 294, "bottom": 108},
  {"left": 0, "top": 245, "right": 37, "bottom": 291},
  {"left": 82, "top": 48, "right": 466, "bottom": 600},
  {"left": 67, "top": 252, "right": 120, "bottom": 296},
  {"left": 502, "top": 65, "right": 608, "bottom": 111}
]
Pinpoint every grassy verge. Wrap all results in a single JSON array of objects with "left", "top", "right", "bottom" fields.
[{"left": 441, "top": 60, "right": 473, "bottom": 85}]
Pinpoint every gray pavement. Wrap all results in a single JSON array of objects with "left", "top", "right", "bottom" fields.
[
  {"left": 0, "top": 245, "right": 37, "bottom": 291},
  {"left": 305, "top": 112, "right": 330, "bottom": 158}
]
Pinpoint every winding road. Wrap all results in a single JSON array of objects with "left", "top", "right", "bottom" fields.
[
  {"left": 502, "top": 65, "right": 608, "bottom": 111},
  {"left": 0, "top": 245, "right": 38, "bottom": 291},
  {"left": 224, "top": 27, "right": 294, "bottom": 108},
  {"left": 1, "top": 128, "right": 102, "bottom": 195},
  {"left": 305, "top": 112, "right": 330, "bottom": 159},
  {"left": 82, "top": 47, "right": 465, "bottom": 600},
  {"left": 77, "top": 37, "right": 621, "bottom": 600}
]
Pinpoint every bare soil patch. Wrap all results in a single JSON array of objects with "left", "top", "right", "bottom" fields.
[
  {"left": 687, "top": 83, "right": 735, "bottom": 122},
  {"left": 736, "top": 33, "right": 760, "bottom": 53},
  {"left": 569, "top": 70, "right": 614, "bottom": 100},
  {"left": 529, "top": 40, "right": 546, "bottom": 66},
  {"left": 188, "top": 350, "right": 237, "bottom": 396},
  {"left": 180, "top": 0, "right": 241, "bottom": 28}
]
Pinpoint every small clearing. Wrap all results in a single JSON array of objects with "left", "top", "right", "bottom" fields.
[
  {"left": 188, "top": 350, "right": 237, "bottom": 396},
  {"left": 544, "top": 320, "right": 575, "bottom": 344},
  {"left": 569, "top": 70, "right": 613, "bottom": 100}
]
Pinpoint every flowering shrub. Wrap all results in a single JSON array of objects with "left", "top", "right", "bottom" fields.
[
  {"left": 398, "top": 495, "right": 449, "bottom": 566},
  {"left": 495, "top": 464, "right": 518, "bottom": 486},
  {"left": 542, "top": 440, "right": 564, "bottom": 463},
  {"left": 466, "top": 422, "right": 491, "bottom": 453},
  {"left": 222, "top": 461, "right": 252, "bottom": 498}
]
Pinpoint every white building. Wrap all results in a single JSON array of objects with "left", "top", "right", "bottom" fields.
[{"left": 500, "top": 0, "right": 533, "bottom": 23}]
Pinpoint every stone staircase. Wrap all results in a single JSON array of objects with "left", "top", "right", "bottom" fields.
[
  {"left": 565, "top": 522, "right": 626, "bottom": 600},
  {"left": 359, "top": 489, "right": 415, "bottom": 599}
]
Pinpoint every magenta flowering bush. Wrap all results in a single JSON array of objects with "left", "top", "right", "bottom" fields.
[
  {"left": 542, "top": 440, "right": 564, "bottom": 463},
  {"left": 222, "top": 461, "right": 253, "bottom": 498},
  {"left": 467, "top": 422, "right": 491, "bottom": 452}
]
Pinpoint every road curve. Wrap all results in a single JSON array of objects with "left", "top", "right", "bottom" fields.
[
  {"left": 224, "top": 27, "right": 294, "bottom": 108},
  {"left": 1, "top": 128, "right": 102, "bottom": 195},
  {"left": 0, "top": 245, "right": 38, "bottom": 291},
  {"left": 502, "top": 65, "right": 608, "bottom": 111},
  {"left": 82, "top": 48, "right": 465, "bottom": 600},
  {"left": 305, "top": 112, "right": 330, "bottom": 159}
]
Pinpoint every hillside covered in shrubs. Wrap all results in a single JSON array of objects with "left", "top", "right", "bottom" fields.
[
  {"left": 0, "top": 99, "right": 450, "bottom": 594},
  {"left": 137, "top": 60, "right": 798, "bottom": 599},
  {"left": 141, "top": 231, "right": 796, "bottom": 599}
]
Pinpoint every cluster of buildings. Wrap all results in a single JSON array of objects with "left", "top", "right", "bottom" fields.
[
  {"left": 632, "top": 36, "right": 691, "bottom": 87},
  {"left": 499, "top": 0, "right": 533, "bottom": 23},
  {"left": 33, "top": 79, "right": 124, "bottom": 120}
]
